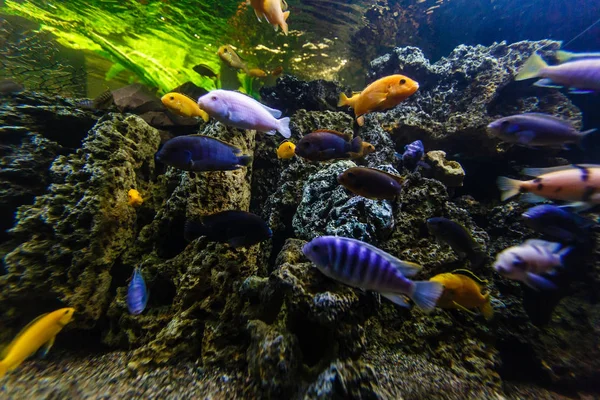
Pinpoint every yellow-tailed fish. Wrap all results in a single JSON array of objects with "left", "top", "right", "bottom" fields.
[
  {"left": 277, "top": 140, "right": 296, "bottom": 159},
  {"left": 348, "top": 141, "right": 376, "bottom": 159},
  {"left": 161, "top": 92, "right": 209, "bottom": 122},
  {"left": 429, "top": 270, "right": 493, "bottom": 320},
  {"left": 0, "top": 308, "right": 75, "bottom": 378},
  {"left": 247, "top": 68, "right": 268, "bottom": 78},
  {"left": 127, "top": 189, "right": 143, "bottom": 207},
  {"left": 249, "top": 0, "right": 290, "bottom": 35}
]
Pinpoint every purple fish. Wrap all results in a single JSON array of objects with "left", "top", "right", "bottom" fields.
[
  {"left": 127, "top": 268, "right": 148, "bottom": 315},
  {"left": 487, "top": 113, "right": 596, "bottom": 148},
  {"left": 155, "top": 135, "right": 251, "bottom": 172},
  {"left": 295, "top": 129, "right": 363, "bottom": 161},
  {"left": 493, "top": 239, "right": 571, "bottom": 291},
  {"left": 302, "top": 236, "right": 443, "bottom": 312},
  {"left": 197, "top": 90, "right": 291, "bottom": 138},
  {"left": 516, "top": 53, "right": 600, "bottom": 93},
  {"left": 399, "top": 140, "right": 425, "bottom": 171}
]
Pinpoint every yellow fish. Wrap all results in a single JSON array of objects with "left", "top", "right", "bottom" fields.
[
  {"left": 127, "top": 189, "right": 143, "bottom": 207},
  {"left": 0, "top": 308, "right": 75, "bottom": 378},
  {"left": 348, "top": 141, "right": 376, "bottom": 159},
  {"left": 247, "top": 68, "right": 268, "bottom": 78},
  {"left": 338, "top": 74, "right": 419, "bottom": 126},
  {"left": 277, "top": 141, "right": 296, "bottom": 159},
  {"left": 429, "top": 270, "right": 493, "bottom": 320},
  {"left": 249, "top": 0, "right": 291, "bottom": 35},
  {"left": 161, "top": 92, "right": 209, "bottom": 122}
]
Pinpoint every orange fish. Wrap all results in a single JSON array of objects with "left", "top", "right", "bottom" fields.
[
  {"left": 429, "top": 270, "right": 493, "bottom": 320},
  {"left": 348, "top": 141, "right": 376, "bottom": 160},
  {"left": 338, "top": 75, "right": 419, "bottom": 126},
  {"left": 248, "top": 0, "right": 290, "bottom": 35},
  {"left": 247, "top": 68, "right": 268, "bottom": 78},
  {"left": 497, "top": 164, "right": 600, "bottom": 208}
]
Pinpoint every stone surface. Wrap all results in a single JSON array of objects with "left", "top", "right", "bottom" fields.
[{"left": 423, "top": 150, "right": 465, "bottom": 187}]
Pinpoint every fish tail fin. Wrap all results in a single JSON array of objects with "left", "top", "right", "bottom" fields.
[
  {"left": 410, "top": 281, "right": 444, "bottom": 313},
  {"left": 496, "top": 176, "right": 522, "bottom": 201},
  {"left": 350, "top": 136, "right": 363, "bottom": 153},
  {"left": 277, "top": 117, "right": 291, "bottom": 138},
  {"left": 480, "top": 293, "right": 494, "bottom": 320},
  {"left": 338, "top": 92, "right": 351, "bottom": 107},
  {"left": 0, "top": 361, "right": 7, "bottom": 378},
  {"left": 238, "top": 155, "right": 252, "bottom": 167},
  {"left": 555, "top": 50, "right": 574, "bottom": 63},
  {"left": 515, "top": 53, "right": 547, "bottom": 81},
  {"left": 197, "top": 109, "right": 210, "bottom": 122},
  {"left": 184, "top": 221, "right": 208, "bottom": 242}
]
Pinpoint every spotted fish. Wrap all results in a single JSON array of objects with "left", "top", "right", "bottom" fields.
[
  {"left": 302, "top": 236, "right": 443, "bottom": 312},
  {"left": 497, "top": 164, "right": 600, "bottom": 210},
  {"left": 127, "top": 268, "right": 148, "bottom": 315}
]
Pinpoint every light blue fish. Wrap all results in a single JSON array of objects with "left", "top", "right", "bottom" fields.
[{"left": 126, "top": 267, "right": 148, "bottom": 315}]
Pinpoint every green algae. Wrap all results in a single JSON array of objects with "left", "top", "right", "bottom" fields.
[{"left": 2, "top": 0, "right": 238, "bottom": 94}]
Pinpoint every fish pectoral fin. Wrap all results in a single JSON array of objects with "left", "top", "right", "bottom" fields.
[
  {"left": 380, "top": 293, "right": 411, "bottom": 308},
  {"left": 451, "top": 301, "right": 477, "bottom": 316},
  {"left": 520, "top": 192, "right": 547, "bottom": 203},
  {"left": 356, "top": 115, "right": 365, "bottom": 126},
  {"left": 516, "top": 130, "right": 536, "bottom": 144},
  {"left": 564, "top": 201, "right": 594, "bottom": 213},
  {"left": 37, "top": 336, "right": 56, "bottom": 359},
  {"left": 533, "top": 78, "right": 562, "bottom": 89}
]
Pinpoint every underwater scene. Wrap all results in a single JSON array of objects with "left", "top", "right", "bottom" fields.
[{"left": 1, "top": 0, "right": 600, "bottom": 398}]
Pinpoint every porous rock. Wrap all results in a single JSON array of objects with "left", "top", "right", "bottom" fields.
[{"left": 423, "top": 150, "right": 465, "bottom": 187}]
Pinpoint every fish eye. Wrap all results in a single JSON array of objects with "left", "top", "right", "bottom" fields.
[
  {"left": 312, "top": 245, "right": 321, "bottom": 253},
  {"left": 500, "top": 120, "right": 510, "bottom": 128},
  {"left": 211, "top": 96, "right": 217, "bottom": 101},
  {"left": 64, "top": 310, "right": 70, "bottom": 314},
  {"left": 169, "top": 96, "right": 174, "bottom": 100},
  {"left": 400, "top": 79, "right": 406, "bottom": 84},
  {"left": 346, "top": 172, "right": 356, "bottom": 179}
]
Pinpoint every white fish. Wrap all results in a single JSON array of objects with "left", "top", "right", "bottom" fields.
[
  {"left": 197, "top": 89, "right": 291, "bottom": 138},
  {"left": 492, "top": 239, "right": 571, "bottom": 290}
]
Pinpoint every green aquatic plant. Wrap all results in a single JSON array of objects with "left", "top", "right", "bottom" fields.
[{"left": 1, "top": 0, "right": 239, "bottom": 94}]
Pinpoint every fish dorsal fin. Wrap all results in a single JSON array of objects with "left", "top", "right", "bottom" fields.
[
  {"left": 340, "top": 238, "right": 422, "bottom": 277},
  {"left": 451, "top": 269, "right": 488, "bottom": 285},
  {"left": 173, "top": 92, "right": 198, "bottom": 104},
  {"left": 312, "top": 129, "right": 352, "bottom": 140},
  {"left": 521, "top": 164, "right": 600, "bottom": 177},
  {"left": 452, "top": 301, "right": 477, "bottom": 315},
  {"left": 366, "top": 167, "right": 405, "bottom": 185},
  {"left": 523, "top": 239, "right": 563, "bottom": 253},
  {"left": 523, "top": 113, "right": 573, "bottom": 126},
  {"left": 258, "top": 103, "right": 282, "bottom": 118},
  {"left": 1, "top": 312, "right": 50, "bottom": 360},
  {"left": 187, "top": 134, "right": 239, "bottom": 150}
]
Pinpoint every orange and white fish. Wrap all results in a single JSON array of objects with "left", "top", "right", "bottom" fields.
[
  {"left": 161, "top": 92, "right": 209, "bottom": 122},
  {"left": 497, "top": 164, "right": 600, "bottom": 208},
  {"left": 0, "top": 308, "right": 75, "bottom": 378},
  {"left": 248, "top": 0, "right": 290, "bottom": 35},
  {"left": 338, "top": 75, "right": 419, "bottom": 126}
]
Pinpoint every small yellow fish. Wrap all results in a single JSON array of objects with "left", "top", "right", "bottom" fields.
[
  {"left": 218, "top": 45, "right": 248, "bottom": 72},
  {"left": 161, "top": 92, "right": 209, "bottom": 122},
  {"left": 429, "top": 270, "right": 493, "bottom": 320},
  {"left": 127, "top": 189, "right": 143, "bottom": 207},
  {"left": 277, "top": 141, "right": 296, "bottom": 159},
  {"left": 249, "top": 0, "right": 291, "bottom": 35},
  {"left": 0, "top": 308, "right": 75, "bottom": 378},
  {"left": 247, "top": 68, "right": 268, "bottom": 78},
  {"left": 349, "top": 141, "right": 376, "bottom": 159}
]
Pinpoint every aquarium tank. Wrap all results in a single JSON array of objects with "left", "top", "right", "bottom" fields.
[{"left": 1, "top": 0, "right": 600, "bottom": 397}]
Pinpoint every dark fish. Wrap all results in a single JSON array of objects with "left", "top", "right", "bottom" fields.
[
  {"left": 487, "top": 113, "right": 596, "bottom": 148},
  {"left": 302, "top": 236, "right": 443, "bottom": 311},
  {"left": 155, "top": 135, "right": 251, "bottom": 172},
  {"left": 270, "top": 66, "right": 284, "bottom": 76},
  {"left": 127, "top": 268, "right": 148, "bottom": 315},
  {"left": 184, "top": 210, "right": 272, "bottom": 248},
  {"left": 522, "top": 205, "right": 597, "bottom": 244},
  {"left": 399, "top": 140, "right": 425, "bottom": 171},
  {"left": 78, "top": 90, "right": 114, "bottom": 110},
  {"left": 427, "top": 217, "right": 485, "bottom": 267},
  {"left": 193, "top": 63, "right": 219, "bottom": 78},
  {"left": 0, "top": 79, "right": 24, "bottom": 94},
  {"left": 295, "top": 129, "right": 363, "bottom": 161},
  {"left": 516, "top": 53, "right": 600, "bottom": 93},
  {"left": 337, "top": 167, "right": 404, "bottom": 200}
]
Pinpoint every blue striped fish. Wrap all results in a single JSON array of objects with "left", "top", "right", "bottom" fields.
[
  {"left": 302, "top": 236, "right": 443, "bottom": 312},
  {"left": 127, "top": 268, "right": 148, "bottom": 315},
  {"left": 154, "top": 135, "right": 251, "bottom": 172}
]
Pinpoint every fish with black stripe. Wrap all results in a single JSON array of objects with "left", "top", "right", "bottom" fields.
[
  {"left": 302, "top": 236, "right": 443, "bottom": 312},
  {"left": 493, "top": 239, "right": 572, "bottom": 290},
  {"left": 497, "top": 164, "right": 600, "bottom": 210}
]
